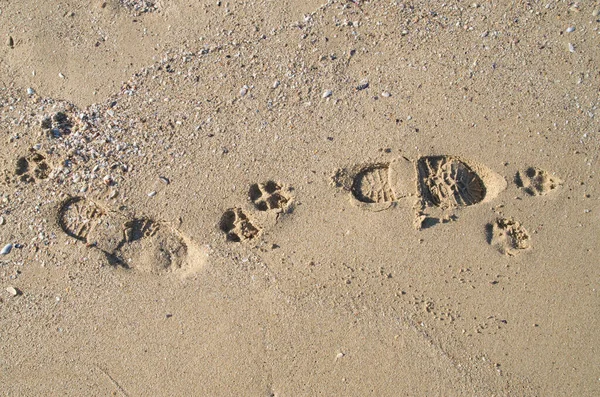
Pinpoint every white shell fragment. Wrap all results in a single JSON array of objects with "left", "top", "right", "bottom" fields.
[
  {"left": 6, "top": 286, "right": 20, "bottom": 296},
  {"left": 1, "top": 243, "right": 13, "bottom": 255},
  {"left": 322, "top": 90, "right": 333, "bottom": 98}
]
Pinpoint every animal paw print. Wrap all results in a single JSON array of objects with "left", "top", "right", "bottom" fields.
[
  {"left": 248, "top": 181, "right": 291, "bottom": 212},
  {"left": 41, "top": 111, "right": 73, "bottom": 138},
  {"left": 487, "top": 217, "right": 531, "bottom": 256},
  {"left": 15, "top": 149, "right": 51, "bottom": 183},
  {"left": 515, "top": 167, "right": 562, "bottom": 196},
  {"left": 219, "top": 208, "right": 260, "bottom": 242}
]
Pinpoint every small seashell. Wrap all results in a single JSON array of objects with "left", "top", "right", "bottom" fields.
[
  {"left": 568, "top": 43, "right": 575, "bottom": 53},
  {"left": 148, "top": 191, "right": 157, "bottom": 197},
  {"left": 159, "top": 176, "right": 170, "bottom": 184},
  {"left": 1, "top": 243, "right": 13, "bottom": 255},
  {"left": 322, "top": 90, "right": 333, "bottom": 98},
  {"left": 272, "top": 80, "right": 280, "bottom": 89},
  {"left": 239, "top": 85, "right": 248, "bottom": 96},
  {"left": 27, "top": 88, "right": 35, "bottom": 96},
  {"left": 381, "top": 91, "right": 391, "bottom": 97},
  {"left": 0, "top": 216, "right": 5, "bottom": 225},
  {"left": 6, "top": 286, "right": 20, "bottom": 296},
  {"left": 566, "top": 26, "right": 575, "bottom": 33}
]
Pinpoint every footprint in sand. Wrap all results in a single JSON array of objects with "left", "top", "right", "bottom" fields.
[
  {"left": 12, "top": 148, "right": 52, "bottom": 183},
  {"left": 515, "top": 167, "right": 562, "bottom": 196},
  {"left": 40, "top": 111, "right": 74, "bottom": 138},
  {"left": 219, "top": 181, "right": 293, "bottom": 242},
  {"left": 219, "top": 208, "right": 261, "bottom": 242},
  {"left": 486, "top": 218, "right": 531, "bottom": 256},
  {"left": 333, "top": 155, "right": 507, "bottom": 228},
  {"left": 57, "top": 196, "right": 204, "bottom": 275},
  {"left": 335, "top": 156, "right": 561, "bottom": 256}
]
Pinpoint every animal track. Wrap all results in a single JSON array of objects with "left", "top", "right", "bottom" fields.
[
  {"left": 14, "top": 149, "right": 51, "bottom": 183},
  {"left": 219, "top": 208, "right": 260, "bottom": 242},
  {"left": 417, "top": 156, "right": 486, "bottom": 208},
  {"left": 515, "top": 167, "right": 561, "bottom": 196},
  {"left": 248, "top": 181, "right": 291, "bottom": 211},
  {"left": 351, "top": 164, "right": 396, "bottom": 203},
  {"left": 41, "top": 111, "right": 73, "bottom": 138},
  {"left": 486, "top": 218, "right": 531, "bottom": 256}
]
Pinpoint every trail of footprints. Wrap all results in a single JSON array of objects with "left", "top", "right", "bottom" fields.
[
  {"left": 335, "top": 155, "right": 561, "bottom": 256},
  {"left": 55, "top": 161, "right": 557, "bottom": 261},
  {"left": 220, "top": 181, "right": 292, "bottom": 242}
]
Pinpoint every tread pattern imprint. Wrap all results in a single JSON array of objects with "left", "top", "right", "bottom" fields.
[{"left": 58, "top": 196, "right": 192, "bottom": 273}]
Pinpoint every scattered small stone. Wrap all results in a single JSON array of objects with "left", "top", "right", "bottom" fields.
[
  {"left": 568, "top": 43, "right": 575, "bottom": 53},
  {"left": 381, "top": 91, "right": 391, "bottom": 97},
  {"left": 1, "top": 243, "right": 13, "bottom": 255},
  {"left": 593, "top": 9, "right": 600, "bottom": 17},
  {"left": 356, "top": 80, "right": 369, "bottom": 91},
  {"left": 322, "top": 89, "right": 333, "bottom": 98},
  {"left": 103, "top": 175, "right": 113, "bottom": 185},
  {"left": 58, "top": 72, "right": 65, "bottom": 79},
  {"left": 566, "top": 26, "right": 575, "bottom": 33},
  {"left": 108, "top": 190, "right": 118, "bottom": 199},
  {"left": 239, "top": 85, "right": 248, "bottom": 96},
  {"left": 0, "top": 216, "right": 5, "bottom": 225},
  {"left": 6, "top": 286, "right": 20, "bottom": 296},
  {"left": 7, "top": 36, "right": 14, "bottom": 48},
  {"left": 148, "top": 191, "right": 157, "bottom": 197},
  {"left": 27, "top": 88, "right": 35, "bottom": 96},
  {"left": 272, "top": 80, "right": 280, "bottom": 89},
  {"left": 159, "top": 176, "right": 170, "bottom": 184}
]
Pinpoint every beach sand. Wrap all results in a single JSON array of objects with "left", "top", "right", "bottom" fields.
[{"left": 1, "top": 1, "right": 599, "bottom": 395}]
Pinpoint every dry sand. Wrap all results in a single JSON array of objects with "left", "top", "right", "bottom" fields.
[{"left": 1, "top": 1, "right": 599, "bottom": 395}]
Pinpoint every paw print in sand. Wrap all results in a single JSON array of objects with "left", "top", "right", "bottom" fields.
[{"left": 248, "top": 181, "right": 291, "bottom": 212}]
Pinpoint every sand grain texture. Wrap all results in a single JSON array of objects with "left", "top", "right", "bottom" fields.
[{"left": 1, "top": 1, "right": 599, "bottom": 396}]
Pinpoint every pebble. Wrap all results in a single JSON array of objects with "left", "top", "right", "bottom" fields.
[
  {"left": 566, "top": 26, "right": 575, "bottom": 33},
  {"left": 6, "top": 286, "right": 20, "bottom": 297},
  {"left": 239, "top": 85, "right": 248, "bottom": 96},
  {"left": 0, "top": 216, "right": 5, "bottom": 225},
  {"left": 272, "top": 80, "right": 280, "bottom": 89},
  {"left": 7, "top": 36, "right": 14, "bottom": 48},
  {"left": 27, "top": 88, "right": 35, "bottom": 96},
  {"left": 58, "top": 72, "right": 65, "bottom": 79},
  {"left": 568, "top": 43, "right": 575, "bottom": 53},
  {"left": 1, "top": 243, "right": 13, "bottom": 255},
  {"left": 593, "top": 9, "right": 600, "bottom": 17},
  {"left": 148, "top": 191, "right": 157, "bottom": 197},
  {"left": 381, "top": 91, "right": 391, "bottom": 97},
  {"left": 108, "top": 190, "right": 118, "bottom": 199},
  {"left": 159, "top": 176, "right": 170, "bottom": 184},
  {"left": 322, "top": 90, "right": 333, "bottom": 98},
  {"left": 356, "top": 80, "right": 369, "bottom": 91}
]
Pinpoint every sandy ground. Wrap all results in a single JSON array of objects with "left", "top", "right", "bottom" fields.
[{"left": 1, "top": 1, "right": 599, "bottom": 396}]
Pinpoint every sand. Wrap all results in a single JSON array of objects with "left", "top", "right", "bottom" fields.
[{"left": 1, "top": 1, "right": 599, "bottom": 395}]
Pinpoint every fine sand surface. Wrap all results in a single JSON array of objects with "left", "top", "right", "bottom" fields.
[{"left": 1, "top": 1, "right": 599, "bottom": 395}]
